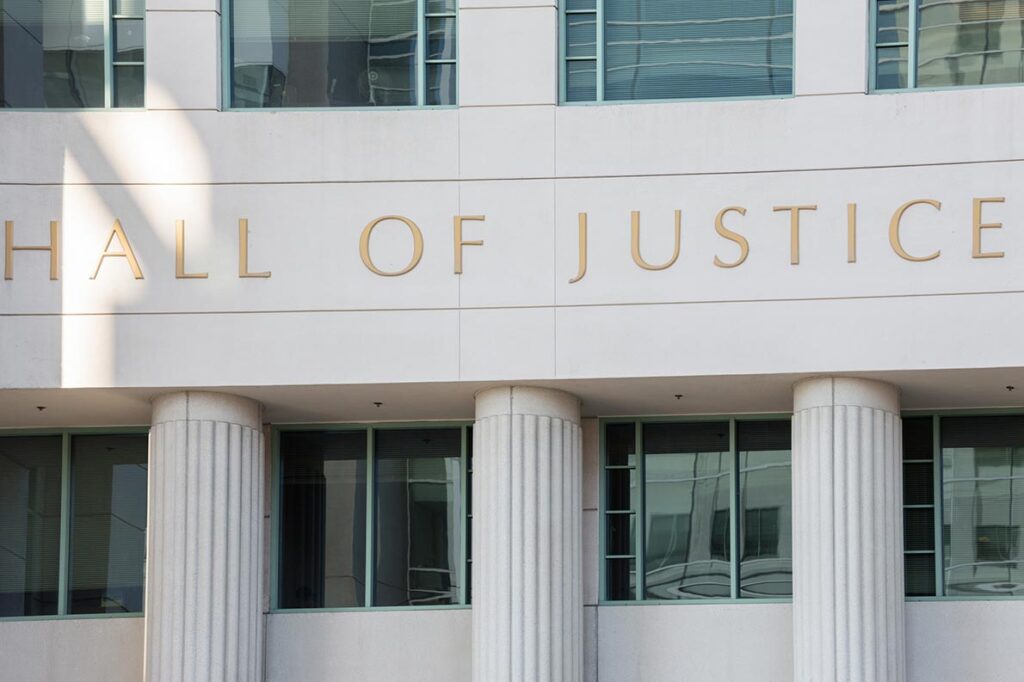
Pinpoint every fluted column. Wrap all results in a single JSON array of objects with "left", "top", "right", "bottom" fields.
[
  {"left": 792, "top": 377, "right": 905, "bottom": 682},
  {"left": 473, "top": 386, "right": 582, "bottom": 682},
  {"left": 145, "top": 391, "right": 264, "bottom": 682}
]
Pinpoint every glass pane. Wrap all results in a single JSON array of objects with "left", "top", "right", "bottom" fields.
[
  {"left": 904, "top": 507, "right": 935, "bottom": 551},
  {"left": 606, "top": 512, "right": 635, "bottom": 555},
  {"left": 426, "top": 0, "right": 455, "bottom": 13},
  {"left": 605, "top": 423, "right": 635, "bottom": 467},
  {"left": 0, "top": 0, "right": 107, "bottom": 108},
  {"left": 375, "top": 428, "right": 462, "bottom": 606},
  {"left": 115, "top": 19, "right": 144, "bottom": 62},
  {"left": 876, "top": 46, "right": 909, "bottom": 89},
  {"left": 903, "top": 417, "right": 934, "bottom": 460},
  {"left": 606, "top": 557, "right": 636, "bottom": 600},
  {"left": 943, "top": 416, "right": 1024, "bottom": 596},
  {"left": 918, "top": 0, "right": 1024, "bottom": 87},
  {"left": 566, "top": 0, "right": 595, "bottom": 11},
  {"left": 114, "top": 65, "right": 145, "bottom": 108},
  {"left": 904, "top": 462, "right": 934, "bottom": 505},
  {"left": 738, "top": 420, "right": 791, "bottom": 597},
  {"left": 426, "top": 17, "right": 455, "bottom": 60},
  {"left": 643, "top": 422, "right": 731, "bottom": 599},
  {"left": 606, "top": 467, "right": 636, "bottom": 511},
  {"left": 566, "top": 60, "right": 597, "bottom": 101},
  {"left": 0, "top": 436, "right": 62, "bottom": 617},
  {"left": 876, "top": 0, "right": 910, "bottom": 44},
  {"left": 231, "top": 0, "right": 419, "bottom": 107},
  {"left": 279, "top": 430, "right": 367, "bottom": 608},
  {"left": 567, "top": 13, "right": 597, "bottom": 58},
  {"left": 115, "top": 0, "right": 146, "bottom": 16},
  {"left": 69, "top": 434, "right": 148, "bottom": 614},
  {"left": 426, "top": 62, "right": 456, "bottom": 105},
  {"left": 905, "top": 553, "right": 936, "bottom": 596},
  {"left": 604, "top": 0, "right": 793, "bottom": 101}
]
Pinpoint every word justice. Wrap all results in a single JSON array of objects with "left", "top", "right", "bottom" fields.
[{"left": 2, "top": 198, "right": 1008, "bottom": 283}]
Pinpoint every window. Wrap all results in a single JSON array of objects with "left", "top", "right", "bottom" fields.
[
  {"left": 563, "top": 0, "right": 793, "bottom": 103},
  {"left": 0, "top": 432, "right": 148, "bottom": 618},
  {"left": 874, "top": 0, "right": 1024, "bottom": 90},
  {"left": 0, "top": 0, "right": 145, "bottom": 108},
  {"left": 902, "top": 414, "right": 1024, "bottom": 597},
  {"left": 275, "top": 424, "right": 471, "bottom": 609},
  {"left": 228, "top": 0, "right": 456, "bottom": 108},
  {"left": 602, "top": 418, "right": 792, "bottom": 602}
]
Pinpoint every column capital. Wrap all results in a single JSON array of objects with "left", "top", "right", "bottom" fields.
[
  {"left": 793, "top": 376, "right": 900, "bottom": 414},
  {"left": 475, "top": 385, "right": 581, "bottom": 423},
  {"left": 151, "top": 390, "right": 262, "bottom": 428}
]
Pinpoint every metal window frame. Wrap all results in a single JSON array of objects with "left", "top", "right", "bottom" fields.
[
  {"left": 598, "top": 414, "right": 792, "bottom": 606},
  {"left": 0, "top": 426, "right": 150, "bottom": 622},
  {"left": 902, "top": 408, "right": 1024, "bottom": 602},
  {"left": 559, "top": 0, "right": 796, "bottom": 106},
  {"left": 221, "top": 0, "right": 458, "bottom": 111},
  {"left": 270, "top": 421, "right": 473, "bottom": 613}
]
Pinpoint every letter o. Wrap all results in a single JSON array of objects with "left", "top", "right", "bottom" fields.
[{"left": 359, "top": 215, "right": 424, "bottom": 276}]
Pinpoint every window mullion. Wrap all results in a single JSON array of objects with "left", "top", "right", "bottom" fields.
[
  {"left": 57, "top": 432, "right": 72, "bottom": 616},
  {"left": 635, "top": 421, "right": 644, "bottom": 600},
  {"left": 416, "top": 0, "right": 427, "bottom": 106},
  {"left": 105, "top": 0, "right": 114, "bottom": 107},
  {"left": 365, "top": 427, "right": 376, "bottom": 607},
  {"left": 460, "top": 425, "right": 469, "bottom": 605},
  {"left": 729, "top": 419, "right": 739, "bottom": 600},
  {"left": 908, "top": 0, "right": 919, "bottom": 88},
  {"left": 595, "top": 0, "right": 605, "bottom": 102},
  {"left": 932, "top": 415, "right": 943, "bottom": 596},
  {"left": 269, "top": 429, "right": 281, "bottom": 610}
]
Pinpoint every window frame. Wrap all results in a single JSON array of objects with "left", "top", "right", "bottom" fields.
[
  {"left": 0, "top": 0, "right": 145, "bottom": 111},
  {"left": 599, "top": 414, "right": 793, "bottom": 606},
  {"left": 902, "top": 409, "right": 1024, "bottom": 602},
  {"left": 221, "top": 0, "right": 459, "bottom": 112},
  {"left": 0, "top": 426, "right": 149, "bottom": 622},
  {"left": 869, "top": 0, "right": 1024, "bottom": 94},
  {"left": 558, "top": 0, "right": 796, "bottom": 106},
  {"left": 270, "top": 421, "right": 472, "bottom": 613}
]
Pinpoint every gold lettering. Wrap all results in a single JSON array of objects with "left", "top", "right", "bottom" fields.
[
  {"left": 972, "top": 197, "right": 1005, "bottom": 259},
  {"left": 360, "top": 215, "right": 424, "bottom": 277},
  {"left": 773, "top": 205, "right": 816, "bottom": 265},
  {"left": 175, "top": 220, "right": 208, "bottom": 279},
  {"left": 91, "top": 220, "right": 144, "bottom": 279},
  {"left": 454, "top": 215, "right": 485, "bottom": 275},
  {"left": 569, "top": 212, "right": 588, "bottom": 284},
  {"left": 847, "top": 203, "right": 857, "bottom": 263},
  {"left": 713, "top": 206, "right": 749, "bottom": 268},
  {"left": 889, "top": 199, "right": 941, "bottom": 262},
  {"left": 4, "top": 220, "right": 59, "bottom": 280},
  {"left": 630, "top": 210, "right": 681, "bottom": 271},
  {"left": 238, "top": 218, "right": 271, "bottom": 278}
]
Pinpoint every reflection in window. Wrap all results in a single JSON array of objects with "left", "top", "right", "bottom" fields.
[
  {"left": 0, "top": 436, "right": 62, "bottom": 617},
  {"left": 942, "top": 416, "right": 1024, "bottom": 596},
  {"left": 69, "top": 434, "right": 148, "bottom": 614},
  {"left": 375, "top": 428, "right": 462, "bottom": 606},
  {"left": 230, "top": 0, "right": 456, "bottom": 107},
  {"left": 874, "top": 0, "right": 1024, "bottom": 89},
  {"left": 279, "top": 430, "right": 368, "bottom": 608},
  {"left": 0, "top": 0, "right": 144, "bottom": 108},
  {"left": 565, "top": 0, "right": 793, "bottom": 102},
  {"left": 643, "top": 422, "right": 731, "bottom": 600},
  {"left": 604, "top": 419, "right": 791, "bottom": 602}
]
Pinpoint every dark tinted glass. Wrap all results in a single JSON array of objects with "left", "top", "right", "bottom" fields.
[
  {"left": 279, "top": 430, "right": 367, "bottom": 608},
  {"left": 231, "top": 0, "right": 420, "bottom": 107},
  {"left": 643, "top": 422, "right": 731, "bottom": 599},
  {"left": 374, "top": 428, "right": 461, "bottom": 606},
  {"left": 0, "top": 0, "right": 106, "bottom": 108},
  {"left": 738, "top": 420, "right": 792, "bottom": 597},
  {"left": 905, "top": 553, "right": 936, "bottom": 596},
  {"left": 0, "top": 436, "right": 62, "bottom": 616},
  {"left": 942, "top": 416, "right": 1024, "bottom": 596},
  {"left": 69, "top": 434, "right": 148, "bottom": 614}
]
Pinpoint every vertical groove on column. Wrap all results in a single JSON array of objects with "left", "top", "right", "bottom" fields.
[
  {"left": 792, "top": 380, "right": 905, "bottom": 682},
  {"left": 473, "top": 390, "right": 582, "bottom": 682},
  {"left": 145, "top": 397, "right": 263, "bottom": 682}
]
